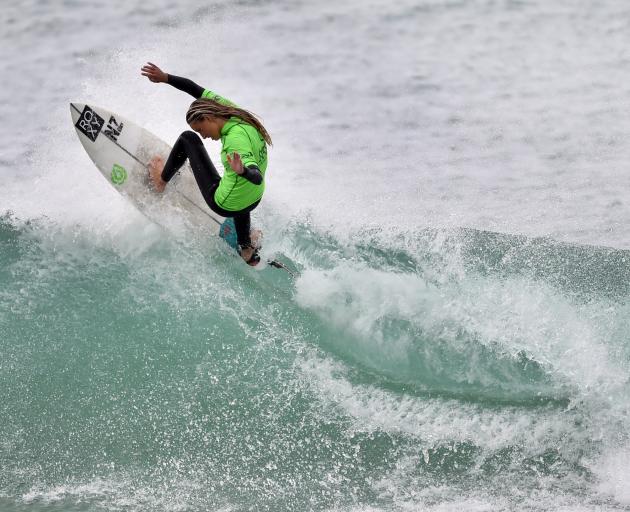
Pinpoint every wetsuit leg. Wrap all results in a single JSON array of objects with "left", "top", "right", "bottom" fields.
[
  {"left": 161, "top": 131, "right": 262, "bottom": 249},
  {"left": 161, "top": 131, "right": 221, "bottom": 206},
  {"left": 212, "top": 199, "right": 261, "bottom": 248},
  {"left": 233, "top": 211, "right": 252, "bottom": 248}
]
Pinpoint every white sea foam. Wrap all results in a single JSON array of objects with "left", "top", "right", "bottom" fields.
[
  {"left": 589, "top": 446, "right": 630, "bottom": 506},
  {"left": 21, "top": 475, "right": 212, "bottom": 512},
  {"left": 297, "top": 353, "right": 589, "bottom": 453}
]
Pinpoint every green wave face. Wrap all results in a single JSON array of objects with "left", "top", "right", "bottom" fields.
[{"left": 1, "top": 215, "right": 629, "bottom": 511}]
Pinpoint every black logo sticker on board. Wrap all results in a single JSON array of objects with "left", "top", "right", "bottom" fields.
[
  {"left": 75, "top": 105, "right": 104, "bottom": 142},
  {"left": 104, "top": 115, "right": 124, "bottom": 143}
]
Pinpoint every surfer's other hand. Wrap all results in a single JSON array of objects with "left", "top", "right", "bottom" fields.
[
  {"left": 141, "top": 62, "right": 168, "bottom": 83},
  {"left": 226, "top": 152, "right": 244, "bottom": 175},
  {"left": 149, "top": 156, "right": 166, "bottom": 192}
]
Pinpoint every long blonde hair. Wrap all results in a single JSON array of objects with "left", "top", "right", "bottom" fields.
[{"left": 186, "top": 98, "right": 273, "bottom": 146}]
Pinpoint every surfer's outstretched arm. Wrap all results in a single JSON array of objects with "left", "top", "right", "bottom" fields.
[
  {"left": 141, "top": 62, "right": 204, "bottom": 98},
  {"left": 141, "top": 62, "right": 236, "bottom": 106}
]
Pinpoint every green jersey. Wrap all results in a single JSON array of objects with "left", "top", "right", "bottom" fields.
[{"left": 201, "top": 89, "right": 268, "bottom": 212}]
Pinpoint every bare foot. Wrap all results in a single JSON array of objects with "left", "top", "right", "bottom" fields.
[
  {"left": 148, "top": 156, "right": 166, "bottom": 192},
  {"left": 240, "top": 245, "right": 256, "bottom": 264},
  {"left": 240, "top": 229, "right": 262, "bottom": 265}
]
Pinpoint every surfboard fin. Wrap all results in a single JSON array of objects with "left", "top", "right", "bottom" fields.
[{"left": 268, "top": 259, "right": 295, "bottom": 277}]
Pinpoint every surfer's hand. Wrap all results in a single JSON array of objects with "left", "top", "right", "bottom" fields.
[
  {"left": 141, "top": 62, "right": 168, "bottom": 83},
  {"left": 226, "top": 152, "right": 244, "bottom": 175}
]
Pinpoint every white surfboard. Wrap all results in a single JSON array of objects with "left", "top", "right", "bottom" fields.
[{"left": 70, "top": 102, "right": 292, "bottom": 274}]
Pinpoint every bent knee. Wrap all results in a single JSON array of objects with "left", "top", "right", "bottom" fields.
[{"left": 180, "top": 130, "right": 202, "bottom": 143}]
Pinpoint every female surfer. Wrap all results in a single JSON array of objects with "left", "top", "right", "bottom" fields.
[{"left": 141, "top": 62, "right": 271, "bottom": 266}]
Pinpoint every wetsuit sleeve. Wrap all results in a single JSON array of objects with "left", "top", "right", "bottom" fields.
[
  {"left": 166, "top": 74, "right": 205, "bottom": 98},
  {"left": 241, "top": 165, "right": 263, "bottom": 185}
]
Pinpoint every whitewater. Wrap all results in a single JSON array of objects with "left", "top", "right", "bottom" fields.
[{"left": 2, "top": 0, "right": 630, "bottom": 510}]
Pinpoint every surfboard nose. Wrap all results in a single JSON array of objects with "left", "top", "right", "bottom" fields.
[{"left": 69, "top": 103, "right": 87, "bottom": 124}]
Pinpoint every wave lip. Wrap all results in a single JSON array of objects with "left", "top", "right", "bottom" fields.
[{"left": 294, "top": 227, "right": 630, "bottom": 404}]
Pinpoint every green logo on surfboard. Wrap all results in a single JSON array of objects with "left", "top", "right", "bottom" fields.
[{"left": 111, "top": 164, "right": 127, "bottom": 185}]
